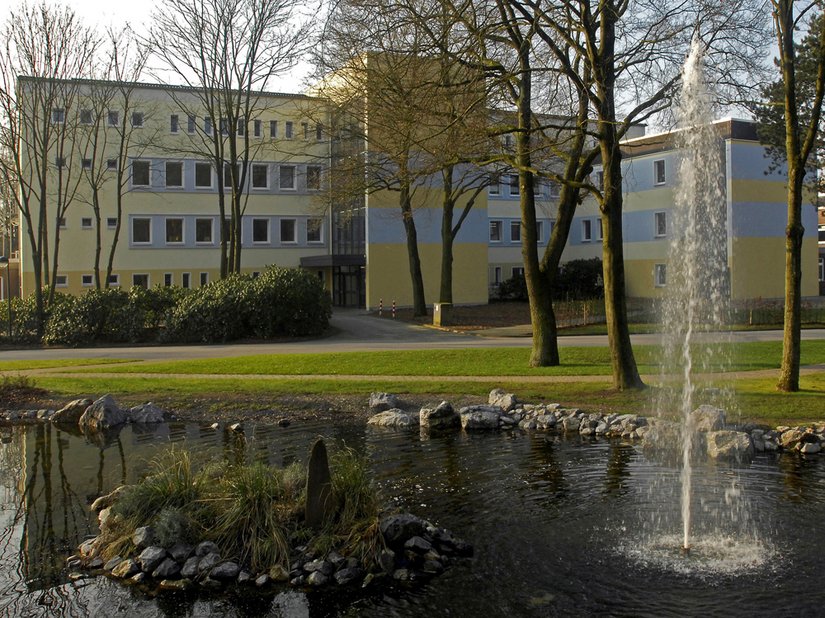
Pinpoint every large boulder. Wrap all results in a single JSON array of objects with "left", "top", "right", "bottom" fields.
[
  {"left": 459, "top": 405, "right": 502, "bottom": 430},
  {"left": 367, "top": 409, "right": 418, "bottom": 428},
  {"left": 51, "top": 398, "right": 93, "bottom": 425},
  {"left": 419, "top": 401, "right": 459, "bottom": 430},
  {"left": 488, "top": 389, "right": 518, "bottom": 412},
  {"left": 138, "top": 546, "right": 168, "bottom": 573},
  {"left": 368, "top": 392, "right": 399, "bottom": 412},
  {"left": 706, "top": 430, "right": 753, "bottom": 460},
  {"left": 78, "top": 395, "right": 127, "bottom": 431},
  {"left": 305, "top": 438, "right": 334, "bottom": 530},
  {"left": 380, "top": 514, "right": 429, "bottom": 549},
  {"left": 128, "top": 403, "right": 170, "bottom": 424},
  {"left": 691, "top": 405, "right": 726, "bottom": 432}
]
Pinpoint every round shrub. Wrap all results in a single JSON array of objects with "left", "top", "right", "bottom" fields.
[
  {"left": 247, "top": 267, "right": 332, "bottom": 337},
  {"left": 43, "top": 287, "right": 148, "bottom": 346}
]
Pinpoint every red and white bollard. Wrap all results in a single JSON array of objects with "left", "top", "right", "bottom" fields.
[{"left": 392, "top": 299, "right": 396, "bottom": 319}]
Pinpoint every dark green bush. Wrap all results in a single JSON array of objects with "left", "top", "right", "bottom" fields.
[
  {"left": 43, "top": 287, "right": 147, "bottom": 346},
  {"left": 497, "top": 274, "right": 528, "bottom": 301},
  {"left": 554, "top": 258, "right": 604, "bottom": 300},
  {"left": 248, "top": 267, "right": 332, "bottom": 337}
]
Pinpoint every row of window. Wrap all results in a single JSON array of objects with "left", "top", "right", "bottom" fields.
[
  {"left": 489, "top": 211, "right": 668, "bottom": 244},
  {"left": 53, "top": 271, "right": 214, "bottom": 289},
  {"left": 130, "top": 160, "right": 322, "bottom": 191},
  {"left": 130, "top": 216, "right": 323, "bottom": 246},
  {"left": 52, "top": 108, "right": 323, "bottom": 141},
  {"left": 490, "top": 263, "right": 668, "bottom": 288},
  {"left": 489, "top": 174, "right": 562, "bottom": 199}
]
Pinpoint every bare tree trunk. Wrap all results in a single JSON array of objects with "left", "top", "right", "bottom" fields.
[
  {"left": 400, "top": 181, "right": 427, "bottom": 316},
  {"left": 439, "top": 167, "right": 455, "bottom": 304}
]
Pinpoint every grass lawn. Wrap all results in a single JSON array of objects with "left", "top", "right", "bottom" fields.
[{"left": 0, "top": 358, "right": 136, "bottom": 371}]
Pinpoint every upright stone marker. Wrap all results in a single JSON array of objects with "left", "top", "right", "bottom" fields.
[{"left": 305, "top": 439, "right": 333, "bottom": 529}]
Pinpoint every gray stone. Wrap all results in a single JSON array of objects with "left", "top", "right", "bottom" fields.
[
  {"left": 303, "top": 559, "right": 334, "bottom": 576},
  {"left": 255, "top": 574, "right": 270, "bottom": 587},
  {"left": 198, "top": 552, "right": 221, "bottom": 574},
  {"left": 269, "top": 565, "right": 290, "bottom": 582},
  {"left": 112, "top": 558, "right": 141, "bottom": 579},
  {"left": 691, "top": 405, "right": 726, "bottom": 432},
  {"left": 459, "top": 405, "right": 502, "bottom": 430},
  {"left": 228, "top": 422, "right": 244, "bottom": 432},
  {"left": 380, "top": 513, "right": 429, "bottom": 548},
  {"left": 334, "top": 566, "right": 365, "bottom": 585},
  {"left": 488, "top": 389, "right": 518, "bottom": 412},
  {"left": 131, "top": 572, "right": 148, "bottom": 584},
  {"left": 421, "top": 559, "right": 444, "bottom": 574},
  {"left": 153, "top": 558, "right": 181, "bottom": 579},
  {"left": 200, "top": 578, "right": 223, "bottom": 590},
  {"left": 404, "top": 536, "right": 432, "bottom": 553},
  {"left": 305, "top": 438, "right": 334, "bottom": 529},
  {"left": 367, "top": 409, "right": 418, "bottom": 427},
  {"left": 800, "top": 442, "right": 821, "bottom": 454},
  {"left": 159, "top": 579, "right": 191, "bottom": 591},
  {"left": 128, "top": 402, "right": 169, "bottom": 423},
  {"left": 237, "top": 570, "right": 254, "bottom": 584},
  {"left": 87, "top": 557, "right": 104, "bottom": 569},
  {"left": 78, "top": 394, "right": 127, "bottom": 431},
  {"left": 180, "top": 556, "right": 200, "bottom": 579},
  {"left": 780, "top": 429, "right": 804, "bottom": 449},
  {"left": 195, "top": 541, "right": 220, "bottom": 557},
  {"left": 327, "top": 551, "right": 346, "bottom": 569},
  {"left": 378, "top": 549, "right": 396, "bottom": 573},
  {"left": 168, "top": 543, "right": 194, "bottom": 563},
  {"left": 78, "top": 538, "right": 99, "bottom": 558},
  {"left": 138, "top": 546, "right": 168, "bottom": 573},
  {"left": 103, "top": 556, "right": 122, "bottom": 571},
  {"left": 51, "top": 398, "right": 93, "bottom": 425},
  {"left": 562, "top": 415, "right": 581, "bottom": 433},
  {"left": 210, "top": 561, "right": 241, "bottom": 581},
  {"left": 132, "top": 526, "right": 157, "bottom": 550},
  {"left": 307, "top": 571, "right": 329, "bottom": 587},
  {"left": 419, "top": 401, "right": 459, "bottom": 430},
  {"left": 392, "top": 568, "right": 411, "bottom": 582},
  {"left": 706, "top": 431, "right": 753, "bottom": 460},
  {"left": 369, "top": 392, "right": 399, "bottom": 412}
]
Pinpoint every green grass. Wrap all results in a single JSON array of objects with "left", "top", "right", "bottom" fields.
[{"left": 0, "top": 358, "right": 135, "bottom": 371}]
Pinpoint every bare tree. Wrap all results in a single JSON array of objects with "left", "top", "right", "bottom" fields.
[
  {"left": 146, "top": 0, "right": 312, "bottom": 277},
  {"left": 0, "top": 2, "right": 97, "bottom": 331}
]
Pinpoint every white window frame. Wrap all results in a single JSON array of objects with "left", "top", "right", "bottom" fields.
[
  {"left": 107, "top": 110, "right": 119, "bottom": 127},
  {"left": 165, "top": 161, "right": 184, "bottom": 188},
  {"left": 489, "top": 220, "right": 502, "bottom": 242},
  {"left": 132, "top": 160, "right": 151, "bottom": 187},
  {"left": 819, "top": 256, "right": 824, "bottom": 282},
  {"left": 195, "top": 162, "right": 213, "bottom": 189},
  {"left": 82, "top": 158, "right": 92, "bottom": 170},
  {"left": 582, "top": 219, "right": 593, "bottom": 242},
  {"left": 199, "top": 272, "right": 209, "bottom": 287},
  {"left": 279, "top": 165, "right": 296, "bottom": 190},
  {"left": 187, "top": 115, "right": 196, "bottom": 134},
  {"left": 164, "top": 273, "right": 173, "bottom": 287},
  {"left": 165, "top": 217, "right": 184, "bottom": 245},
  {"left": 493, "top": 266, "right": 502, "bottom": 284},
  {"left": 252, "top": 218, "right": 270, "bottom": 243},
  {"left": 512, "top": 267, "right": 525, "bottom": 278},
  {"left": 253, "top": 119, "right": 262, "bottom": 138},
  {"left": 204, "top": 117, "right": 213, "bottom": 135},
  {"left": 79, "top": 109, "right": 93, "bottom": 125},
  {"left": 270, "top": 120, "right": 278, "bottom": 138},
  {"left": 251, "top": 163, "right": 269, "bottom": 189},
  {"left": 301, "top": 122, "right": 309, "bottom": 140},
  {"left": 306, "top": 166, "right": 322, "bottom": 191},
  {"left": 536, "top": 220, "right": 544, "bottom": 243},
  {"left": 280, "top": 218, "right": 297, "bottom": 244},
  {"left": 132, "top": 273, "right": 149, "bottom": 288},
  {"left": 596, "top": 218, "right": 603, "bottom": 241},
  {"left": 488, "top": 176, "right": 500, "bottom": 196},
  {"left": 55, "top": 274, "right": 68, "bottom": 287},
  {"left": 509, "top": 173, "right": 520, "bottom": 196},
  {"left": 81, "top": 217, "right": 93, "bottom": 229},
  {"left": 131, "top": 112, "right": 144, "bottom": 128},
  {"left": 81, "top": 274, "right": 94, "bottom": 287},
  {"left": 170, "top": 114, "right": 179, "bottom": 134},
  {"left": 108, "top": 274, "right": 121, "bottom": 287},
  {"left": 654, "top": 159, "right": 666, "bottom": 185},
  {"left": 195, "top": 217, "right": 213, "bottom": 244},
  {"left": 307, "top": 217, "right": 323, "bottom": 243},
  {"left": 285, "top": 121, "right": 293, "bottom": 139},
  {"left": 510, "top": 220, "right": 521, "bottom": 242},
  {"left": 131, "top": 217, "right": 152, "bottom": 244},
  {"left": 58, "top": 217, "right": 67, "bottom": 229},
  {"left": 107, "top": 158, "right": 118, "bottom": 171},
  {"left": 181, "top": 273, "right": 191, "bottom": 289},
  {"left": 316, "top": 123, "right": 323, "bottom": 141},
  {"left": 654, "top": 263, "right": 667, "bottom": 287},
  {"left": 655, "top": 211, "right": 668, "bottom": 237},
  {"left": 107, "top": 217, "right": 118, "bottom": 229},
  {"left": 52, "top": 108, "right": 65, "bottom": 124}
]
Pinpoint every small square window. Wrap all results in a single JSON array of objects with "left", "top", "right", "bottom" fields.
[
  {"left": 280, "top": 219, "right": 296, "bottom": 243},
  {"left": 182, "top": 273, "right": 191, "bottom": 289},
  {"left": 654, "top": 263, "right": 667, "bottom": 287},
  {"left": 285, "top": 121, "right": 293, "bottom": 139},
  {"left": 108, "top": 274, "right": 120, "bottom": 286},
  {"left": 164, "top": 273, "right": 173, "bottom": 287},
  {"left": 307, "top": 217, "right": 323, "bottom": 243},
  {"left": 165, "top": 218, "right": 184, "bottom": 244},
  {"left": 509, "top": 174, "right": 519, "bottom": 196},
  {"left": 489, "top": 220, "right": 502, "bottom": 242},
  {"left": 270, "top": 120, "right": 278, "bottom": 138},
  {"left": 306, "top": 166, "right": 322, "bottom": 191},
  {"left": 82, "top": 158, "right": 92, "bottom": 170},
  {"left": 165, "top": 161, "right": 183, "bottom": 188},
  {"left": 107, "top": 217, "right": 118, "bottom": 229},
  {"left": 488, "top": 175, "right": 500, "bottom": 196},
  {"left": 55, "top": 156, "right": 66, "bottom": 168},
  {"left": 132, "top": 274, "right": 149, "bottom": 288},
  {"left": 582, "top": 219, "right": 592, "bottom": 242},
  {"left": 52, "top": 108, "right": 65, "bottom": 124},
  {"left": 549, "top": 182, "right": 560, "bottom": 198},
  {"left": 512, "top": 267, "right": 524, "bottom": 278},
  {"left": 107, "top": 158, "right": 118, "bottom": 170},
  {"left": 279, "top": 165, "right": 296, "bottom": 190},
  {"left": 132, "top": 217, "right": 151, "bottom": 244},
  {"left": 81, "top": 274, "right": 94, "bottom": 287},
  {"left": 107, "top": 110, "right": 119, "bottom": 127},
  {"left": 131, "top": 112, "right": 144, "bottom": 128},
  {"left": 251, "top": 163, "right": 269, "bottom": 189},
  {"left": 170, "top": 114, "right": 179, "bottom": 133},
  {"left": 58, "top": 217, "right": 67, "bottom": 229},
  {"left": 132, "top": 160, "right": 150, "bottom": 186},
  {"left": 510, "top": 220, "right": 520, "bottom": 242},
  {"left": 655, "top": 211, "right": 667, "bottom": 237},
  {"left": 55, "top": 274, "right": 68, "bottom": 287},
  {"left": 195, "top": 162, "right": 212, "bottom": 188},
  {"left": 199, "top": 272, "right": 209, "bottom": 287},
  {"left": 252, "top": 218, "right": 269, "bottom": 243},
  {"left": 80, "top": 109, "right": 93, "bottom": 125},
  {"left": 654, "top": 159, "right": 666, "bottom": 185},
  {"left": 81, "top": 217, "right": 93, "bottom": 229},
  {"left": 195, "top": 218, "right": 213, "bottom": 243}
]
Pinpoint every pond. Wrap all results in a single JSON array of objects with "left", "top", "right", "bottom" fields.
[{"left": 1, "top": 419, "right": 824, "bottom": 617}]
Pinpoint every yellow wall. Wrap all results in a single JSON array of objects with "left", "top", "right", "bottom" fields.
[{"left": 731, "top": 237, "right": 819, "bottom": 300}]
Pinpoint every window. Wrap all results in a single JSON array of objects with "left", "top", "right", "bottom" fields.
[
  {"left": 182, "top": 273, "right": 191, "bottom": 289},
  {"left": 131, "top": 112, "right": 144, "bottom": 128},
  {"left": 107, "top": 158, "right": 118, "bottom": 170},
  {"left": 280, "top": 218, "right": 296, "bottom": 243},
  {"left": 107, "top": 110, "right": 119, "bottom": 127},
  {"left": 655, "top": 211, "right": 667, "bottom": 237},
  {"left": 252, "top": 271, "right": 260, "bottom": 278},
  {"left": 131, "top": 217, "right": 151, "bottom": 244},
  {"left": 132, "top": 274, "right": 149, "bottom": 288},
  {"left": 204, "top": 117, "right": 212, "bottom": 135},
  {"left": 108, "top": 274, "right": 120, "bottom": 286},
  {"left": 820, "top": 256, "right": 824, "bottom": 282},
  {"left": 534, "top": 179, "right": 543, "bottom": 197},
  {"left": 107, "top": 217, "right": 118, "bottom": 229},
  {"left": 195, "top": 218, "right": 213, "bottom": 243},
  {"left": 200, "top": 272, "right": 209, "bottom": 287},
  {"left": 52, "top": 108, "right": 65, "bottom": 124},
  {"left": 252, "top": 218, "right": 269, "bottom": 243},
  {"left": 582, "top": 219, "right": 592, "bottom": 242},
  {"left": 510, "top": 220, "right": 520, "bottom": 242},
  {"left": 195, "top": 162, "right": 212, "bottom": 188},
  {"left": 270, "top": 120, "right": 278, "bottom": 138},
  {"left": 316, "top": 123, "right": 323, "bottom": 141},
  {"left": 55, "top": 156, "right": 66, "bottom": 168},
  {"left": 55, "top": 274, "right": 68, "bottom": 287},
  {"left": 279, "top": 165, "right": 296, "bottom": 190},
  {"left": 132, "top": 160, "right": 150, "bottom": 187},
  {"left": 165, "top": 161, "right": 183, "bottom": 188},
  {"left": 58, "top": 217, "right": 67, "bottom": 229},
  {"left": 165, "top": 218, "right": 184, "bottom": 244},
  {"left": 503, "top": 134, "right": 513, "bottom": 149},
  {"left": 512, "top": 267, "right": 525, "bottom": 278},
  {"left": 489, "top": 220, "right": 502, "bottom": 242},
  {"left": 654, "top": 263, "right": 667, "bottom": 287},
  {"left": 595, "top": 171, "right": 604, "bottom": 189},
  {"left": 236, "top": 118, "right": 245, "bottom": 136},
  {"left": 81, "top": 217, "right": 93, "bottom": 229},
  {"left": 251, "top": 163, "right": 269, "bottom": 189},
  {"left": 306, "top": 166, "right": 322, "bottom": 190},
  {"left": 654, "top": 159, "right": 666, "bottom": 185},
  {"left": 187, "top": 115, "right": 196, "bottom": 134},
  {"left": 223, "top": 163, "right": 236, "bottom": 188},
  {"left": 549, "top": 182, "right": 561, "bottom": 198},
  {"left": 82, "top": 158, "right": 92, "bottom": 170},
  {"left": 488, "top": 176, "right": 500, "bottom": 196},
  {"left": 285, "top": 121, "right": 293, "bottom": 139},
  {"left": 170, "top": 114, "right": 179, "bottom": 133},
  {"left": 493, "top": 266, "right": 502, "bottom": 284},
  {"left": 509, "top": 174, "right": 520, "bottom": 196},
  {"left": 80, "top": 109, "right": 93, "bottom": 125},
  {"left": 307, "top": 217, "right": 323, "bottom": 243},
  {"left": 536, "top": 221, "right": 544, "bottom": 243},
  {"left": 81, "top": 274, "right": 93, "bottom": 287},
  {"left": 164, "top": 273, "right": 173, "bottom": 287},
  {"left": 301, "top": 122, "right": 309, "bottom": 139},
  {"left": 253, "top": 119, "right": 262, "bottom": 137},
  {"left": 597, "top": 218, "right": 603, "bottom": 241}
]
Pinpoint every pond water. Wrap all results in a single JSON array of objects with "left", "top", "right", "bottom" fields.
[{"left": 2, "top": 419, "right": 824, "bottom": 617}]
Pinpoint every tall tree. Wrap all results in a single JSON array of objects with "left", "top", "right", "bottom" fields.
[{"left": 147, "top": 0, "right": 311, "bottom": 277}]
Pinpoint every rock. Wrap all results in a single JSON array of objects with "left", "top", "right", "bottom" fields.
[
  {"left": 180, "top": 556, "right": 200, "bottom": 579},
  {"left": 289, "top": 575, "right": 306, "bottom": 586},
  {"left": 51, "top": 398, "right": 93, "bottom": 425},
  {"left": 103, "top": 556, "right": 122, "bottom": 571},
  {"left": 419, "top": 401, "right": 459, "bottom": 430},
  {"left": 153, "top": 558, "right": 181, "bottom": 579},
  {"left": 255, "top": 574, "right": 270, "bottom": 587},
  {"left": 128, "top": 403, "right": 169, "bottom": 423},
  {"left": 380, "top": 514, "right": 429, "bottom": 548},
  {"left": 210, "top": 561, "right": 241, "bottom": 581},
  {"left": 159, "top": 579, "right": 191, "bottom": 591},
  {"left": 367, "top": 409, "right": 418, "bottom": 428},
  {"left": 488, "top": 389, "right": 518, "bottom": 412},
  {"left": 198, "top": 552, "right": 221, "bottom": 574},
  {"left": 706, "top": 431, "right": 753, "bottom": 460},
  {"left": 78, "top": 394, "right": 127, "bottom": 431},
  {"left": 691, "top": 405, "right": 726, "bottom": 432},
  {"left": 98, "top": 508, "right": 113, "bottom": 529},
  {"left": 334, "top": 566, "right": 364, "bottom": 585},
  {"left": 459, "top": 406, "right": 502, "bottom": 430},
  {"left": 303, "top": 559, "right": 334, "bottom": 576},
  {"left": 269, "top": 565, "right": 289, "bottom": 582},
  {"left": 307, "top": 571, "right": 329, "bottom": 587},
  {"left": 131, "top": 572, "right": 148, "bottom": 584},
  {"left": 369, "top": 392, "right": 399, "bottom": 412},
  {"left": 305, "top": 438, "right": 334, "bottom": 529},
  {"left": 138, "top": 546, "right": 168, "bottom": 573},
  {"left": 561, "top": 415, "right": 581, "bottom": 433},
  {"left": 392, "top": 568, "right": 411, "bottom": 582},
  {"left": 228, "top": 422, "right": 244, "bottom": 432},
  {"left": 421, "top": 560, "right": 444, "bottom": 574},
  {"left": 91, "top": 486, "right": 128, "bottom": 512},
  {"left": 132, "top": 526, "right": 157, "bottom": 551},
  {"left": 277, "top": 418, "right": 291, "bottom": 427},
  {"left": 195, "top": 541, "right": 220, "bottom": 557},
  {"left": 112, "top": 558, "right": 141, "bottom": 579},
  {"left": 237, "top": 570, "right": 254, "bottom": 584},
  {"left": 327, "top": 551, "right": 346, "bottom": 569},
  {"left": 800, "top": 442, "right": 821, "bottom": 454},
  {"left": 200, "top": 577, "right": 222, "bottom": 590},
  {"left": 87, "top": 557, "right": 104, "bottom": 570},
  {"left": 378, "top": 549, "right": 396, "bottom": 573},
  {"left": 168, "top": 543, "right": 194, "bottom": 563},
  {"left": 404, "top": 536, "right": 432, "bottom": 554},
  {"left": 78, "top": 538, "right": 99, "bottom": 558},
  {"left": 779, "top": 429, "right": 804, "bottom": 449}
]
